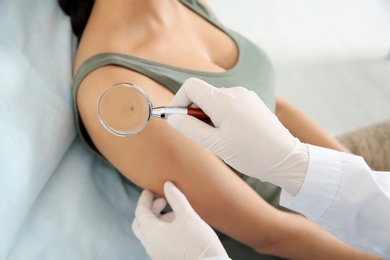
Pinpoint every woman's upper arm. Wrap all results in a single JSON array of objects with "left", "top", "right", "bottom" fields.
[{"left": 77, "top": 66, "right": 210, "bottom": 194}]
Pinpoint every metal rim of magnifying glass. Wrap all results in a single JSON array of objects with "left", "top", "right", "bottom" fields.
[{"left": 97, "top": 82, "right": 153, "bottom": 137}]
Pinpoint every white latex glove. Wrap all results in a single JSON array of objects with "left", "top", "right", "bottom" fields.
[
  {"left": 132, "top": 181, "right": 229, "bottom": 260},
  {"left": 168, "top": 78, "right": 309, "bottom": 196}
]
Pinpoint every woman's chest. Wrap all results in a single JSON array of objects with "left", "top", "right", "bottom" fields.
[{"left": 104, "top": 7, "right": 239, "bottom": 73}]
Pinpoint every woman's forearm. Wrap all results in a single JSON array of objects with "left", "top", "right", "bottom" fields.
[
  {"left": 275, "top": 95, "right": 351, "bottom": 153},
  {"left": 261, "top": 211, "right": 379, "bottom": 259}
]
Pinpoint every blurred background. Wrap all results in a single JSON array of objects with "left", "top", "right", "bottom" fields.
[{"left": 208, "top": 0, "right": 390, "bottom": 135}]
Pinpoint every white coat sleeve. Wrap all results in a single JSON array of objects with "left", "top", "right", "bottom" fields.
[{"left": 280, "top": 144, "right": 390, "bottom": 258}]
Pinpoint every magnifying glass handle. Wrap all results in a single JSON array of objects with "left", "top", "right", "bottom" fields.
[
  {"left": 152, "top": 107, "right": 209, "bottom": 120},
  {"left": 187, "top": 108, "right": 209, "bottom": 119}
]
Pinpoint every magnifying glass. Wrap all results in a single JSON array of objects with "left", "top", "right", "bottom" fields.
[{"left": 97, "top": 83, "right": 209, "bottom": 137}]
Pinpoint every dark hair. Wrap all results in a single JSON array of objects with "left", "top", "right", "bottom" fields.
[{"left": 58, "top": 0, "right": 95, "bottom": 41}]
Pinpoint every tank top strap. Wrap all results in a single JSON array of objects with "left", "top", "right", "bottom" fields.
[{"left": 179, "top": 0, "right": 220, "bottom": 25}]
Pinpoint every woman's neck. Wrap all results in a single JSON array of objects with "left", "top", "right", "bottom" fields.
[
  {"left": 75, "top": 0, "right": 187, "bottom": 70},
  {"left": 92, "top": 0, "right": 183, "bottom": 31}
]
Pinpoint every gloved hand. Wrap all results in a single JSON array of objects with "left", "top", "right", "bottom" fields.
[
  {"left": 168, "top": 78, "right": 309, "bottom": 196},
  {"left": 132, "top": 181, "right": 229, "bottom": 260}
]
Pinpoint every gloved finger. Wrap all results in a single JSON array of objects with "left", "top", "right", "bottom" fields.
[
  {"left": 151, "top": 197, "right": 167, "bottom": 215},
  {"left": 168, "top": 114, "right": 227, "bottom": 156},
  {"left": 167, "top": 114, "right": 217, "bottom": 139},
  {"left": 135, "top": 189, "right": 158, "bottom": 222},
  {"left": 159, "top": 211, "right": 175, "bottom": 222},
  {"left": 170, "top": 78, "right": 215, "bottom": 116},
  {"left": 163, "top": 181, "right": 194, "bottom": 216},
  {"left": 131, "top": 218, "right": 141, "bottom": 238},
  {"left": 167, "top": 114, "right": 219, "bottom": 146}
]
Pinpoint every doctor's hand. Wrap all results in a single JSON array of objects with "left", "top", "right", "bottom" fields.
[
  {"left": 168, "top": 78, "right": 309, "bottom": 196},
  {"left": 132, "top": 181, "right": 229, "bottom": 260}
]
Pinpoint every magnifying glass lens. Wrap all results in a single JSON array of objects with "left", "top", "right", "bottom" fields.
[
  {"left": 98, "top": 84, "right": 151, "bottom": 136},
  {"left": 98, "top": 83, "right": 209, "bottom": 137}
]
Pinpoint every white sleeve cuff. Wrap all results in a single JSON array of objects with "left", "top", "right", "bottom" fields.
[{"left": 280, "top": 144, "right": 342, "bottom": 221}]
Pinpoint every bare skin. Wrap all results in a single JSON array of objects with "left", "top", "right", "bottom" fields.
[{"left": 74, "top": 1, "right": 377, "bottom": 259}]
